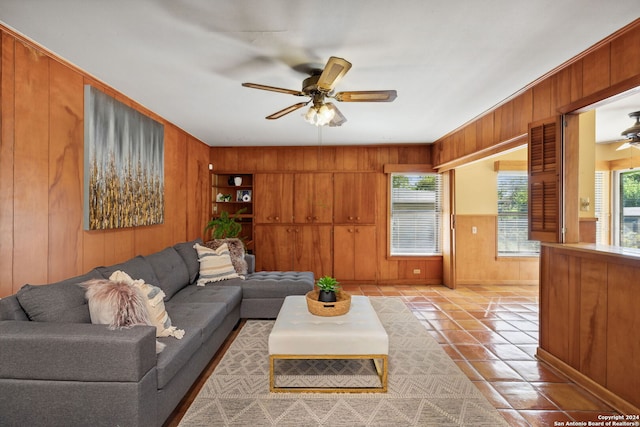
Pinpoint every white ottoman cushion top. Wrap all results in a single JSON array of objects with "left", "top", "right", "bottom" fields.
[{"left": 268, "top": 295, "right": 388, "bottom": 356}]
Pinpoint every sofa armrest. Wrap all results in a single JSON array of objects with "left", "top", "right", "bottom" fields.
[
  {"left": 0, "top": 321, "right": 157, "bottom": 382},
  {"left": 245, "top": 253, "right": 256, "bottom": 274}
]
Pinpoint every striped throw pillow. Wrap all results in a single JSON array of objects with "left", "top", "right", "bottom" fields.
[{"left": 194, "top": 243, "right": 242, "bottom": 285}]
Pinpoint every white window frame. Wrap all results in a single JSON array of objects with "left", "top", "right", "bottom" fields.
[{"left": 389, "top": 173, "right": 442, "bottom": 256}]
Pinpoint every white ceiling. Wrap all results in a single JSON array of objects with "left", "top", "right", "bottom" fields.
[{"left": 0, "top": 1, "right": 638, "bottom": 147}]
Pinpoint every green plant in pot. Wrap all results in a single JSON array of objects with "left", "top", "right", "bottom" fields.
[
  {"left": 316, "top": 276, "right": 340, "bottom": 303},
  {"left": 204, "top": 208, "right": 246, "bottom": 240}
]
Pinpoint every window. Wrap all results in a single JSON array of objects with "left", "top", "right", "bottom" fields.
[
  {"left": 390, "top": 173, "right": 441, "bottom": 256},
  {"left": 613, "top": 169, "right": 640, "bottom": 248},
  {"left": 497, "top": 171, "right": 540, "bottom": 256}
]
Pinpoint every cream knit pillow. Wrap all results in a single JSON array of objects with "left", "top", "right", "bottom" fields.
[{"left": 109, "top": 270, "right": 184, "bottom": 339}]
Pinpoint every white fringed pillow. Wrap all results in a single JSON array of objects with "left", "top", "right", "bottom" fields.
[
  {"left": 109, "top": 270, "right": 184, "bottom": 340},
  {"left": 194, "top": 243, "right": 242, "bottom": 285}
]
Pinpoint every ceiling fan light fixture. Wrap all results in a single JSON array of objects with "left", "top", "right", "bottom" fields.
[
  {"left": 621, "top": 111, "right": 640, "bottom": 139},
  {"left": 304, "top": 103, "right": 335, "bottom": 126}
]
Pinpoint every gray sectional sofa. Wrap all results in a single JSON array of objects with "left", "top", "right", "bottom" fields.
[{"left": 0, "top": 238, "right": 314, "bottom": 427}]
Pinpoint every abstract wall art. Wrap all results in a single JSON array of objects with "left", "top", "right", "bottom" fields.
[{"left": 84, "top": 85, "right": 164, "bottom": 230}]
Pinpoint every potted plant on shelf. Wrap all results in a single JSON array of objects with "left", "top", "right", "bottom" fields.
[
  {"left": 204, "top": 208, "right": 246, "bottom": 240},
  {"left": 316, "top": 276, "right": 340, "bottom": 302}
]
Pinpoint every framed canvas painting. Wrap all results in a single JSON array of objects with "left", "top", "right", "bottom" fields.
[{"left": 84, "top": 85, "right": 164, "bottom": 230}]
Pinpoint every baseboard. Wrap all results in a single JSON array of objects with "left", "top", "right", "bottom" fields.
[
  {"left": 455, "top": 279, "right": 539, "bottom": 286},
  {"left": 536, "top": 348, "right": 640, "bottom": 415}
]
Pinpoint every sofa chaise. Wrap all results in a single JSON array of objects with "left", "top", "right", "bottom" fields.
[{"left": 0, "top": 238, "right": 314, "bottom": 427}]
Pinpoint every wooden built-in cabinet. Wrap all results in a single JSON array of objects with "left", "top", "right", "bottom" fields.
[
  {"left": 254, "top": 173, "right": 333, "bottom": 278},
  {"left": 333, "top": 173, "right": 376, "bottom": 224},
  {"left": 333, "top": 225, "right": 377, "bottom": 281},
  {"left": 254, "top": 224, "right": 332, "bottom": 278},
  {"left": 538, "top": 243, "right": 640, "bottom": 414}
]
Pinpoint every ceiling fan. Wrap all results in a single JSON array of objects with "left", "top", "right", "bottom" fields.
[
  {"left": 242, "top": 56, "right": 397, "bottom": 127},
  {"left": 616, "top": 111, "right": 640, "bottom": 150}
]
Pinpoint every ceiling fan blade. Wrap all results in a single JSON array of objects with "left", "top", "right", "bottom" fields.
[
  {"left": 266, "top": 102, "right": 309, "bottom": 120},
  {"left": 316, "top": 57, "right": 352, "bottom": 92},
  {"left": 333, "top": 90, "right": 397, "bottom": 102},
  {"left": 617, "top": 141, "right": 633, "bottom": 151},
  {"left": 242, "top": 82, "right": 304, "bottom": 96},
  {"left": 326, "top": 103, "right": 347, "bottom": 127}
]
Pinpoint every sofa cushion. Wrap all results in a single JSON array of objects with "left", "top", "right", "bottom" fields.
[
  {"left": 0, "top": 295, "right": 29, "bottom": 321},
  {"left": 95, "top": 256, "right": 160, "bottom": 287},
  {"left": 194, "top": 243, "right": 241, "bottom": 285},
  {"left": 144, "top": 247, "right": 190, "bottom": 300},
  {"left": 15, "top": 270, "right": 103, "bottom": 323},
  {"left": 173, "top": 238, "right": 203, "bottom": 284},
  {"left": 156, "top": 302, "right": 227, "bottom": 388},
  {"left": 170, "top": 283, "right": 242, "bottom": 316},
  {"left": 239, "top": 271, "right": 315, "bottom": 299}
]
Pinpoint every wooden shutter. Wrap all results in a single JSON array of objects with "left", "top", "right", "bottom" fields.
[{"left": 528, "top": 117, "right": 562, "bottom": 242}]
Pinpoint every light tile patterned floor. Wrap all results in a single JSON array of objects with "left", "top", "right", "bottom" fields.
[{"left": 341, "top": 284, "right": 619, "bottom": 427}]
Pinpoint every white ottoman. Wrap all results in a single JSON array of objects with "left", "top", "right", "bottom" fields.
[{"left": 268, "top": 295, "right": 389, "bottom": 392}]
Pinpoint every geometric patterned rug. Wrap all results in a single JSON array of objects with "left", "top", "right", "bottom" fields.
[{"left": 178, "top": 297, "right": 509, "bottom": 426}]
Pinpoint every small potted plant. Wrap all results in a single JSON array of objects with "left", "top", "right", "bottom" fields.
[{"left": 316, "top": 276, "right": 340, "bottom": 303}]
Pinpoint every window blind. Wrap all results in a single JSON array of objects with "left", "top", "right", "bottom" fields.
[
  {"left": 595, "top": 171, "right": 605, "bottom": 244},
  {"left": 497, "top": 171, "right": 540, "bottom": 256},
  {"left": 390, "top": 173, "right": 441, "bottom": 255}
]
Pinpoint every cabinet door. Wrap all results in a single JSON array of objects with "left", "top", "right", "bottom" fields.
[
  {"left": 294, "top": 173, "right": 333, "bottom": 224},
  {"left": 254, "top": 225, "right": 294, "bottom": 271},
  {"left": 294, "top": 225, "right": 332, "bottom": 277},
  {"left": 333, "top": 225, "right": 376, "bottom": 281},
  {"left": 254, "top": 173, "right": 294, "bottom": 223},
  {"left": 353, "top": 226, "right": 377, "bottom": 280},
  {"left": 334, "top": 173, "right": 376, "bottom": 224},
  {"left": 333, "top": 226, "right": 356, "bottom": 280}
]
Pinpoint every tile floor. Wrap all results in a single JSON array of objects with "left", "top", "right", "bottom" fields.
[{"left": 341, "top": 283, "right": 619, "bottom": 427}]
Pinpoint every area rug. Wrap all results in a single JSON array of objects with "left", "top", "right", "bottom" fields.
[{"left": 178, "top": 297, "right": 508, "bottom": 426}]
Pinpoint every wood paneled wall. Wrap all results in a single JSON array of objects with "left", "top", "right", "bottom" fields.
[
  {"left": 210, "top": 145, "right": 443, "bottom": 285},
  {"left": 0, "top": 28, "right": 211, "bottom": 297},
  {"left": 455, "top": 215, "right": 538, "bottom": 285},
  {"left": 538, "top": 244, "right": 640, "bottom": 414},
  {"left": 433, "top": 19, "right": 640, "bottom": 169}
]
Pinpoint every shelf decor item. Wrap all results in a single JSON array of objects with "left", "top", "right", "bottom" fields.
[{"left": 237, "top": 189, "right": 252, "bottom": 202}]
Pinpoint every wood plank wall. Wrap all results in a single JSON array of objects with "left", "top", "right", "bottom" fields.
[
  {"left": 210, "top": 145, "right": 443, "bottom": 285},
  {"left": 433, "top": 19, "right": 640, "bottom": 169},
  {"left": 0, "top": 28, "right": 211, "bottom": 297}
]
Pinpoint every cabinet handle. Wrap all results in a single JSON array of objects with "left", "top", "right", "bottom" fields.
[
  {"left": 313, "top": 216, "right": 318, "bottom": 220},
  {"left": 348, "top": 229, "right": 354, "bottom": 233},
  {"left": 356, "top": 216, "right": 361, "bottom": 221},
  {"left": 275, "top": 216, "right": 280, "bottom": 221},
  {"left": 355, "top": 228, "right": 359, "bottom": 233},
  {"left": 348, "top": 216, "right": 354, "bottom": 221},
  {"left": 307, "top": 216, "right": 312, "bottom": 221}
]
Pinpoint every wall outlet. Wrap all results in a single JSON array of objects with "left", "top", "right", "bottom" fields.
[
  {"left": 413, "top": 269, "right": 421, "bottom": 274},
  {"left": 472, "top": 226, "right": 477, "bottom": 234}
]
